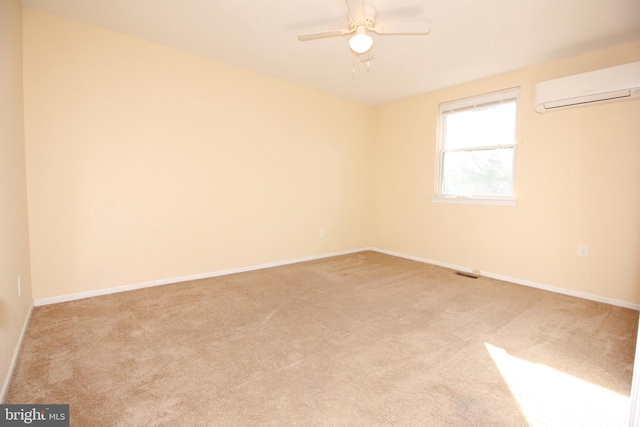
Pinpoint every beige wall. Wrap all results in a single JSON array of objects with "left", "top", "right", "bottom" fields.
[
  {"left": 0, "top": 0, "right": 34, "bottom": 399},
  {"left": 22, "top": 9, "right": 372, "bottom": 300},
  {"left": 20, "top": 7, "right": 640, "bottom": 307},
  {"left": 371, "top": 41, "right": 640, "bottom": 305}
]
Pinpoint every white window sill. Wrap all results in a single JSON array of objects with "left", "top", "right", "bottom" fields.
[{"left": 431, "top": 196, "right": 518, "bottom": 206}]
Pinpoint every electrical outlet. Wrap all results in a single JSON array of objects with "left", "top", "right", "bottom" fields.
[
  {"left": 578, "top": 244, "right": 588, "bottom": 257},
  {"left": 319, "top": 229, "right": 325, "bottom": 239},
  {"left": 18, "top": 275, "right": 21, "bottom": 296}
]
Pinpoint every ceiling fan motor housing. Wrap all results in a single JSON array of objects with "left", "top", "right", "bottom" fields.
[{"left": 349, "top": 3, "right": 377, "bottom": 31}]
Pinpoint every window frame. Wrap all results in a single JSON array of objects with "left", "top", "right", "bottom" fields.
[{"left": 432, "top": 87, "right": 520, "bottom": 206}]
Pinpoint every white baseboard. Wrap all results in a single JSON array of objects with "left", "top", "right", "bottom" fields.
[
  {"left": 370, "top": 247, "right": 476, "bottom": 274},
  {"left": 33, "top": 246, "right": 640, "bottom": 311},
  {"left": 369, "top": 247, "right": 640, "bottom": 311},
  {"left": 33, "top": 248, "right": 369, "bottom": 307},
  {"left": 1, "top": 303, "right": 34, "bottom": 403}
]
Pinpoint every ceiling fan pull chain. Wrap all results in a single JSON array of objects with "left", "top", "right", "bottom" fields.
[{"left": 352, "top": 55, "right": 356, "bottom": 79}]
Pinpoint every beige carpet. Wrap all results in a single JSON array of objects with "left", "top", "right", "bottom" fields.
[{"left": 6, "top": 251, "right": 639, "bottom": 426}]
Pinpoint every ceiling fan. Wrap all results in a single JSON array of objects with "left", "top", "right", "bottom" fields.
[{"left": 297, "top": 0, "right": 431, "bottom": 55}]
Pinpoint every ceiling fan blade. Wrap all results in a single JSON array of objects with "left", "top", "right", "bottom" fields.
[
  {"left": 298, "top": 30, "right": 348, "bottom": 41},
  {"left": 345, "top": 0, "right": 365, "bottom": 20},
  {"left": 374, "top": 20, "right": 431, "bottom": 35}
]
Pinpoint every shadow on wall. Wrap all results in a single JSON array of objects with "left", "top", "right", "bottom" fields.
[{"left": 0, "top": 299, "right": 7, "bottom": 331}]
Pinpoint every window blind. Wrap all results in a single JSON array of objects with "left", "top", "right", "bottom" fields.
[{"left": 440, "top": 87, "right": 520, "bottom": 115}]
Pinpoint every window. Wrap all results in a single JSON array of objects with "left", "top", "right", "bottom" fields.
[{"left": 433, "top": 87, "right": 520, "bottom": 206}]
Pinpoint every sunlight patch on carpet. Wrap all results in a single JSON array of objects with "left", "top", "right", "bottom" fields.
[{"left": 485, "top": 343, "right": 629, "bottom": 427}]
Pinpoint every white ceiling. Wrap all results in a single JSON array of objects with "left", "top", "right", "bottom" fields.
[{"left": 21, "top": 0, "right": 640, "bottom": 105}]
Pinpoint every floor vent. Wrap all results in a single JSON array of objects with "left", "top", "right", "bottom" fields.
[{"left": 455, "top": 271, "right": 479, "bottom": 279}]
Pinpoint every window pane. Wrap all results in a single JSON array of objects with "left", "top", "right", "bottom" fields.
[
  {"left": 444, "top": 102, "right": 516, "bottom": 150},
  {"left": 441, "top": 148, "right": 513, "bottom": 196}
]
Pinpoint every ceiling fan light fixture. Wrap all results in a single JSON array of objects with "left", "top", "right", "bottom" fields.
[{"left": 349, "top": 28, "right": 373, "bottom": 54}]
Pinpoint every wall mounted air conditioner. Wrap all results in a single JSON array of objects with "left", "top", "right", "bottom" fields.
[{"left": 534, "top": 61, "right": 640, "bottom": 113}]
